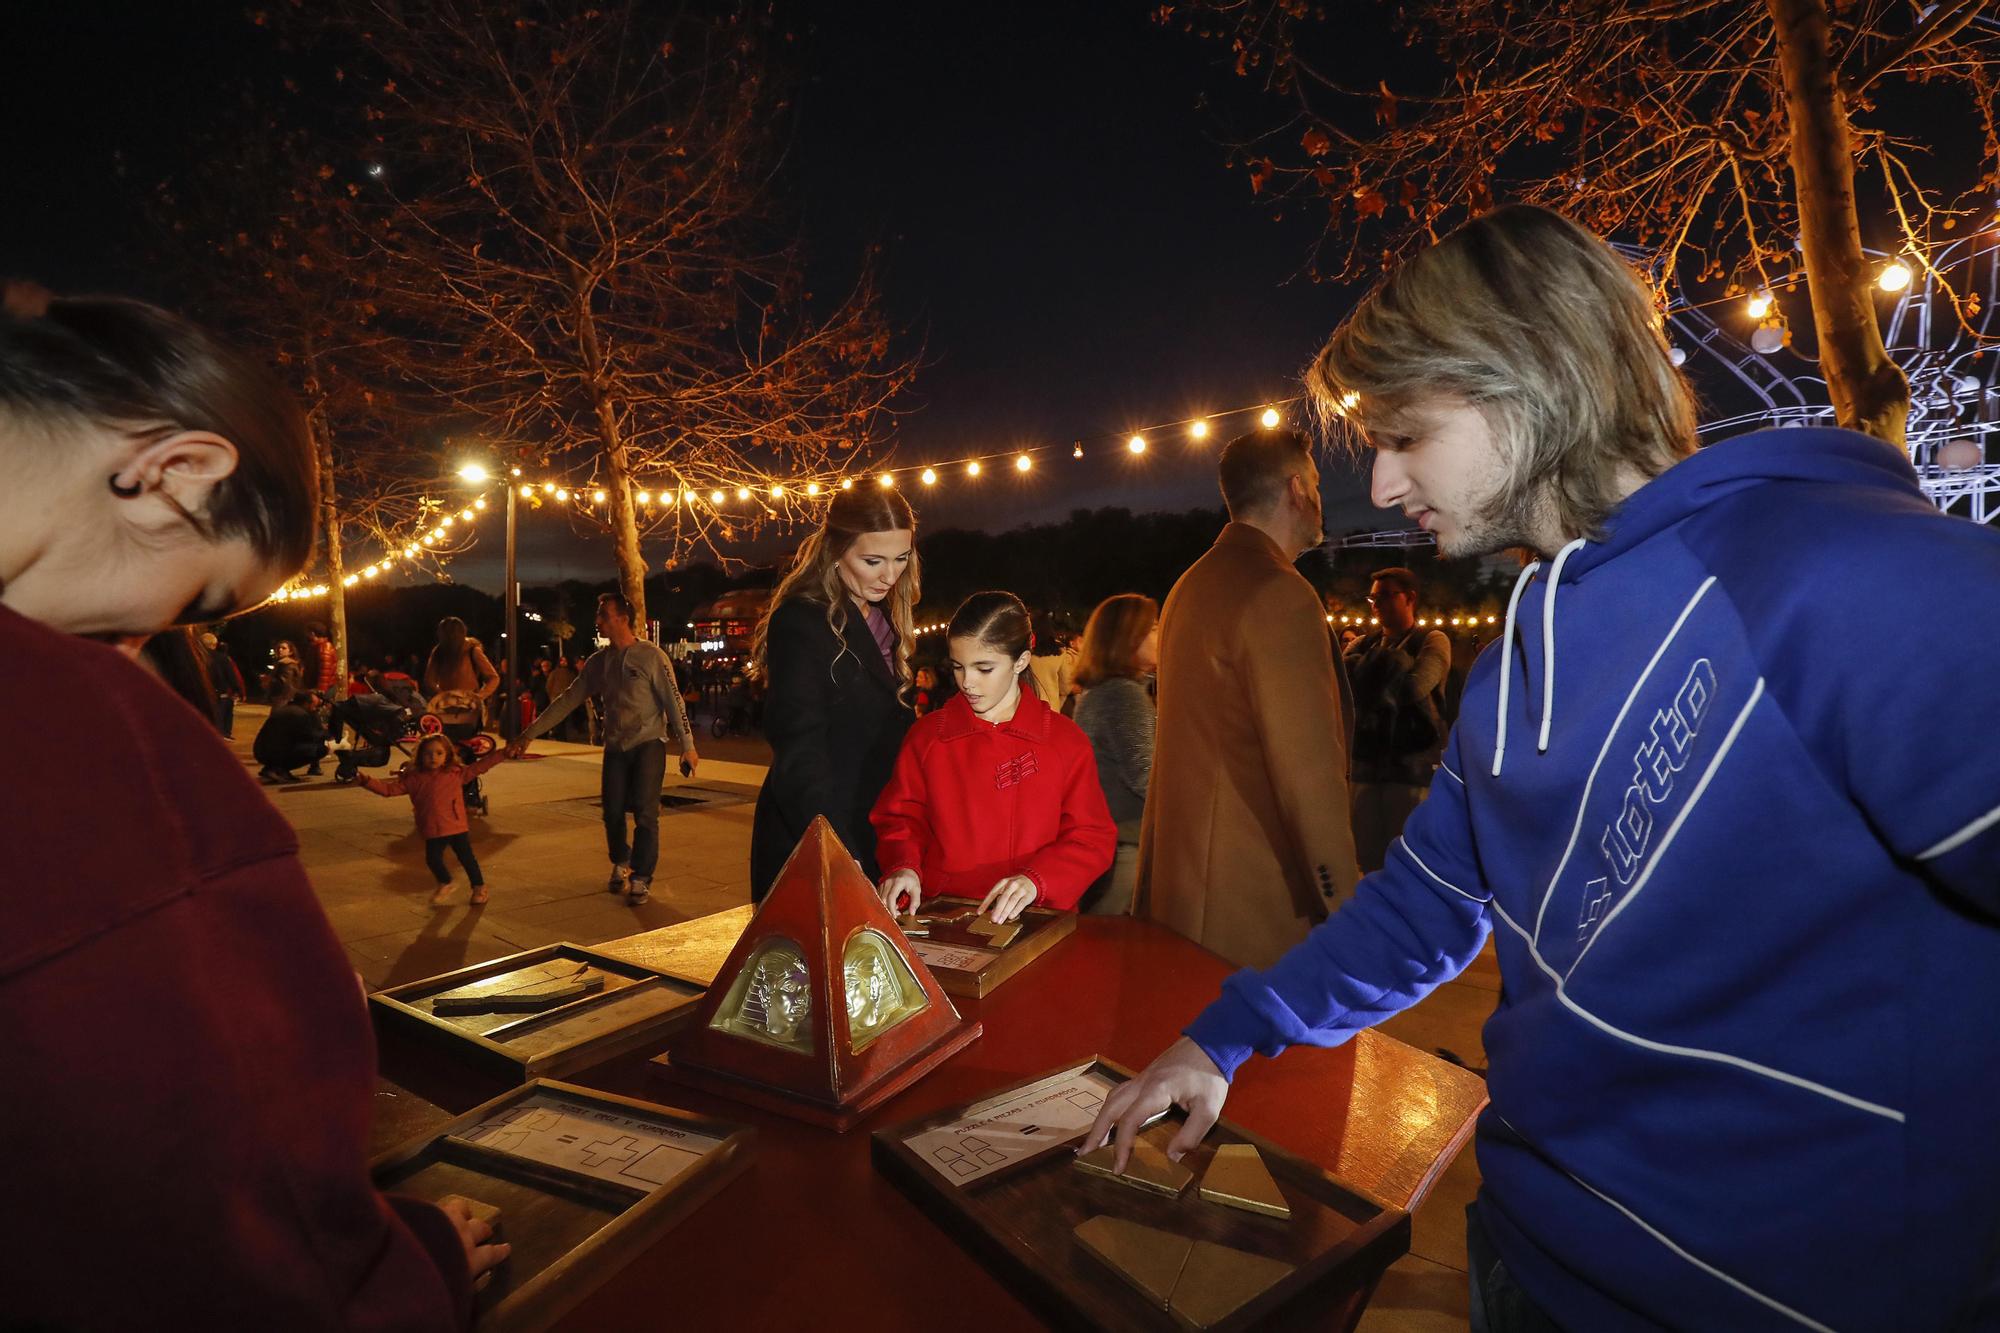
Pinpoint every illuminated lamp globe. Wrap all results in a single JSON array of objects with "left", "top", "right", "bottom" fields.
[
  {"left": 1938, "top": 439, "right": 1984, "bottom": 470},
  {"left": 1127, "top": 435, "right": 1146, "bottom": 454},
  {"left": 737, "top": 486, "right": 752, "bottom": 501},
  {"left": 841, "top": 478, "right": 855, "bottom": 491},
  {"left": 966, "top": 461, "right": 981, "bottom": 477},
  {"left": 1745, "top": 292, "right": 1773, "bottom": 319},
  {"left": 1750, "top": 324, "right": 1787, "bottom": 355},
  {"left": 1016, "top": 454, "right": 1033, "bottom": 472},
  {"left": 1878, "top": 261, "right": 1913, "bottom": 293},
  {"left": 1260, "top": 407, "right": 1282, "bottom": 429},
  {"left": 806, "top": 482, "right": 821, "bottom": 496},
  {"left": 1957, "top": 374, "right": 1983, "bottom": 394},
  {"left": 920, "top": 468, "right": 938, "bottom": 486},
  {"left": 1190, "top": 419, "right": 1210, "bottom": 440},
  {"left": 456, "top": 464, "right": 490, "bottom": 483},
  {"left": 1668, "top": 346, "right": 1687, "bottom": 367},
  {"left": 710, "top": 489, "right": 725, "bottom": 504}
]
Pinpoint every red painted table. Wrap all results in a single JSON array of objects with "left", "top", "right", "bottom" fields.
[{"left": 372, "top": 913, "right": 1487, "bottom": 1330}]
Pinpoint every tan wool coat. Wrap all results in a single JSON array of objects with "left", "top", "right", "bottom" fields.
[{"left": 1136, "top": 522, "right": 1360, "bottom": 969}]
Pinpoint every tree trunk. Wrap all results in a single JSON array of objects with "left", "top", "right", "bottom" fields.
[
  {"left": 576, "top": 296, "right": 650, "bottom": 633},
  {"left": 314, "top": 413, "right": 349, "bottom": 690},
  {"left": 1768, "top": 0, "right": 1910, "bottom": 447}
]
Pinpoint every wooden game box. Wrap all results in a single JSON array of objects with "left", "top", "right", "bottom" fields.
[
  {"left": 871, "top": 1058, "right": 1409, "bottom": 1331},
  {"left": 901, "top": 898, "right": 1077, "bottom": 998},
  {"left": 372, "top": 1079, "right": 752, "bottom": 1333},
  {"left": 370, "top": 943, "right": 705, "bottom": 1081}
]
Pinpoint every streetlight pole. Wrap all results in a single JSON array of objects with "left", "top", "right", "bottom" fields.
[
  {"left": 503, "top": 479, "right": 519, "bottom": 741},
  {"left": 460, "top": 461, "right": 521, "bottom": 742}
]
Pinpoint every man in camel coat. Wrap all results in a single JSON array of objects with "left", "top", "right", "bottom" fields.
[{"left": 1136, "top": 430, "right": 1359, "bottom": 968}]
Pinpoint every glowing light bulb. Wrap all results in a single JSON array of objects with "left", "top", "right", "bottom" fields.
[
  {"left": 474, "top": 498, "right": 487, "bottom": 510},
  {"left": 456, "top": 464, "right": 489, "bottom": 483},
  {"left": 542, "top": 482, "right": 555, "bottom": 494},
  {"left": 1260, "top": 407, "right": 1282, "bottom": 429},
  {"left": 557, "top": 488, "right": 571, "bottom": 502},
  {"left": 806, "top": 482, "right": 821, "bottom": 496},
  {"left": 1072, "top": 444, "right": 1083, "bottom": 459},
  {"left": 593, "top": 489, "right": 607, "bottom": 503},
  {"left": 737, "top": 486, "right": 752, "bottom": 501},
  {"left": 440, "top": 516, "right": 453, "bottom": 528},
  {"left": 1127, "top": 435, "right": 1147, "bottom": 454},
  {"left": 710, "top": 489, "right": 725, "bottom": 504},
  {"left": 1016, "top": 454, "right": 1033, "bottom": 472},
  {"left": 1190, "top": 419, "right": 1209, "bottom": 440},
  {"left": 878, "top": 474, "right": 895, "bottom": 488},
  {"left": 1745, "top": 292, "right": 1773, "bottom": 319},
  {"left": 519, "top": 484, "right": 534, "bottom": 498},
  {"left": 363, "top": 565, "right": 379, "bottom": 578},
  {"left": 1878, "top": 260, "right": 1913, "bottom": 293},
  {"left": 967, "top": 460, "right": 982, "bottom": 476},
  {"left": 509, "top": 467, "right": 522, "bottom": 477},
  {"left": 769, "top": 484, "right": 784, "bottom": 498},
  {"left": 921, "top": 467, "right": 938, "bottom": 485}
]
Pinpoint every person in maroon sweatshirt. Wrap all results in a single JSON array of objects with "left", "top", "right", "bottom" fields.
[{"left": 0, "top": 285, "right": 503, "bottom": 1330}]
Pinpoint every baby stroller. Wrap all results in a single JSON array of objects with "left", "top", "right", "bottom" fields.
[
  {"left": 328, "top": 693, "right": 421, "bottom": 784},
  {"left": 424, "top": 689, "right": 497, "bottom": 815}
]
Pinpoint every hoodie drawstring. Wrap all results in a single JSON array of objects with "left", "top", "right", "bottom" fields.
[
  {"left": 1492, "top": 559, "right": 1542, "bottom": 778},
  {"left": 1490, "top": 538, "right": 1588, "bottom": 778},
  {"left": 1538, "top": 538, "right": 1588, "bottom": 755}
]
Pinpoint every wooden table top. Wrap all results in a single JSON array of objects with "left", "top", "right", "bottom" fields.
[{"left": 372, "top": 911, "right": 1487, "bottom": 1331}]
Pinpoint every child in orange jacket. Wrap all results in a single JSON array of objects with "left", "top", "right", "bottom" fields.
[
  {"left": 357, "top": 734, "right": 514, "bottom": 905},
  {"left": 872, "top": 591, "right": 1116, "bottom": 923}
]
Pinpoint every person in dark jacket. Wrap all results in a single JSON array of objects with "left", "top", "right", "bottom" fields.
[
  {"left": 748, "top": 487, "right": 919, "bottom": 900},
  {"left": 201, "top": 631, "right": 246, "bottom": 736},
  {"left": 254, "top": 689, "right": 331, "bottom": 783}
]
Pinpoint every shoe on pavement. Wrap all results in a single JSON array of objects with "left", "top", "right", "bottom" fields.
[
  {"left": 625, "top": 876, "right": 651, "bottom": 906},
  {"left": 259, "top": 767, "right": 295, "bottom": 785},
  {"left": 430, "top": 883, "right": 454, "bottom": 907},
  {"left": 306, "top": 763, "right": 323, "bottom": 776},
  {"left": 606, "top": 865, "right": 631, "bottom": 895}
]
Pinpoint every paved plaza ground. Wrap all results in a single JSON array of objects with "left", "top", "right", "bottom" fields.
[{"left": 236, "top": 703, "right": 1497, "bottom": 1331}]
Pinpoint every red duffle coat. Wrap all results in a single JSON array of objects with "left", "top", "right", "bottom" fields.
[{"left": 870, "top": 687, "right": 1116, "bottom": 910}]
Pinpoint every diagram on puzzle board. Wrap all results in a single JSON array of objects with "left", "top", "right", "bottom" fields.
[
  {"left": 908, "top": 939, "right": 999, "bottom": 972},
  {"left": 461, "top": 1093, "right": 721, "bottom": 1191},
  {"left": 903, "top": 1068, "right": 1123, "bottom": 1186}
]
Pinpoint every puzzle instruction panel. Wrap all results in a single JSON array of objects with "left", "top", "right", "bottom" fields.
[
  {"left": 460, "top": 1092, "right": 722, "bottom": 1191},
  {"left": 902, "top": 1067, "right": 1120, "bottom": 1186},
  {"left": 908, "top": 939, "right": 1000, "bottom": 971}
]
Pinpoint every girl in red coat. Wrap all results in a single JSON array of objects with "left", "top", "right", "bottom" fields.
[
  {"left": 872, "top": 591, "right": 1117, "bottom": 923},
  {"left": 357, "top": 735, "right": 516, "bottom": 906}
]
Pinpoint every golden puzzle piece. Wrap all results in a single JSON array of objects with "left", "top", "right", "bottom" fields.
[
  {"left": 1072, "top": 1216, "right": 1295, "bottom": 1329},
  {"left": 965, "top": 916, "right": 1023, "bottom": 948},
  {"left": 1073, "top": 1130, "right": 1194, "bottom": 1199},
  {"left": 1197, "top": 1142, "right": 1291, "bottom": 1221}
]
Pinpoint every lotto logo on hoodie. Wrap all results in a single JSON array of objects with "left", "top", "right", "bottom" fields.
[{"left": 1576, "top": 658, "right": 1715, "bottom": 942}]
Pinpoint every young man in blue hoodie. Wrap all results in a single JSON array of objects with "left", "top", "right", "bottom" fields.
[{"left": 1085, "top": 205, "right": 2000, "bottom": 1331}]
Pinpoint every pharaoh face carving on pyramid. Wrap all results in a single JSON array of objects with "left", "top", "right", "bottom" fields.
[
  {"left": 841, "top": 930, "right": 928, "bottom": 1052},
  {"left": 711, "top": 939, "right": 815, "bottom": 1053}
]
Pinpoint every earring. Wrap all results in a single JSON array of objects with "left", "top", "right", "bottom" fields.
[{"left": 108, "top": 475, "right": 142, "bottom": 498}]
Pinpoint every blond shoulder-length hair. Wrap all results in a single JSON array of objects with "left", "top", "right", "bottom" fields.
[
  {"left": 751, "top": 487, "right": 920, "bottom": 696},
  {"left": 1074, "top": 593, "right": 1158, "bottom": 689},
  {"left": 1308, "top": 205, "right": 1698, "bottom": 542}
]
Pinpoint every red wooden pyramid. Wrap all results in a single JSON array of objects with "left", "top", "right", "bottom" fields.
[{"left": 655, "top": 817, "right": 981, "bottom": 1130}]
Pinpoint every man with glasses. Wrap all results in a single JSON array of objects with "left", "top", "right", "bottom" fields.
[{"left": 1344, "top": 567, "right": 1451, "bottom": 870}]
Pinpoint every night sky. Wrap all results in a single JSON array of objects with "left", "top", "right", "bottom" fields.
[{"left": 4, "top": 2, "right": 1399, "bottom": 590}]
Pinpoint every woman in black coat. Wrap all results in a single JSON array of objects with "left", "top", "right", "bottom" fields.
[{"left": 749, "top": 488, "right": 919, "bottom": 899}]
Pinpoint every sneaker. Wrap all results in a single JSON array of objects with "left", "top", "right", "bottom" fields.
[
  {"left": 306, "top": 762, "right": 323, "bottom": 776},
  {"left": 606, "top": 865, "right": 631, "bottom": 895},
  {"left": 625, "top": 876, "right": 651, "bottom": 906},
  {"left": 259, "top": 767, "right": 295, "bottom": 785}
]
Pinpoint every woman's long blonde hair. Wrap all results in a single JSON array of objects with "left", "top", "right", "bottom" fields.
[{"left": 752, "top": 488, "right": 920, "bottom": 697}]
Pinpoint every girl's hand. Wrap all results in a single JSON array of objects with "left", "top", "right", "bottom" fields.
[
  {"left": 978, "top": 875, "right": 1038, "bottom": 924},
  {"left": 880, "top": 869, "right": 923, "bottom": 916}
]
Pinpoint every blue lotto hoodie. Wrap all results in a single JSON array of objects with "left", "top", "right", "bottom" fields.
[{"left": 1185, "top": 428, "right": 2000, "bottom": 1330}]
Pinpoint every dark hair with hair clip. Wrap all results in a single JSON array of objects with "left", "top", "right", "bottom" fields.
[
  {"left": 947, "top": 591, "right": 1033, "bottom": 669},
  {"left": 0, "top": 293, "right": 317, "bottom": 578}
]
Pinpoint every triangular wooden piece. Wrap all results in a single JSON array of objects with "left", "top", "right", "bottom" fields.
[
  {"left": 1197, "top": 1142, "right": 1291, "bottom": 1220},
  {"left": 1074, "top": 1128, "right": 1193, "bottom": 1198},
  {"left": 1073, "top": 1215, "right": 1192, "bottom": 1309},
  {"left": 657, "top": 817, "right": 980, "bottom": 1130},
  {"left": 1167, "top": 1240, "right": 1295, "bottom": 1330}
]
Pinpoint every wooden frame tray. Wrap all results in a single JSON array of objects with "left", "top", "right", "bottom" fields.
[
  {"left": 901, "top": 898, "right": 1077, "bottom": 998},
  {"left": 871, "top": 1058, "right": 1409, "bottom": 1331},
  {"left": 373, "top": 1079, "right": 752, "bottom": 1333},
  {"left": 370, "top": 943, "right": 705, "bottom": 1081}
]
